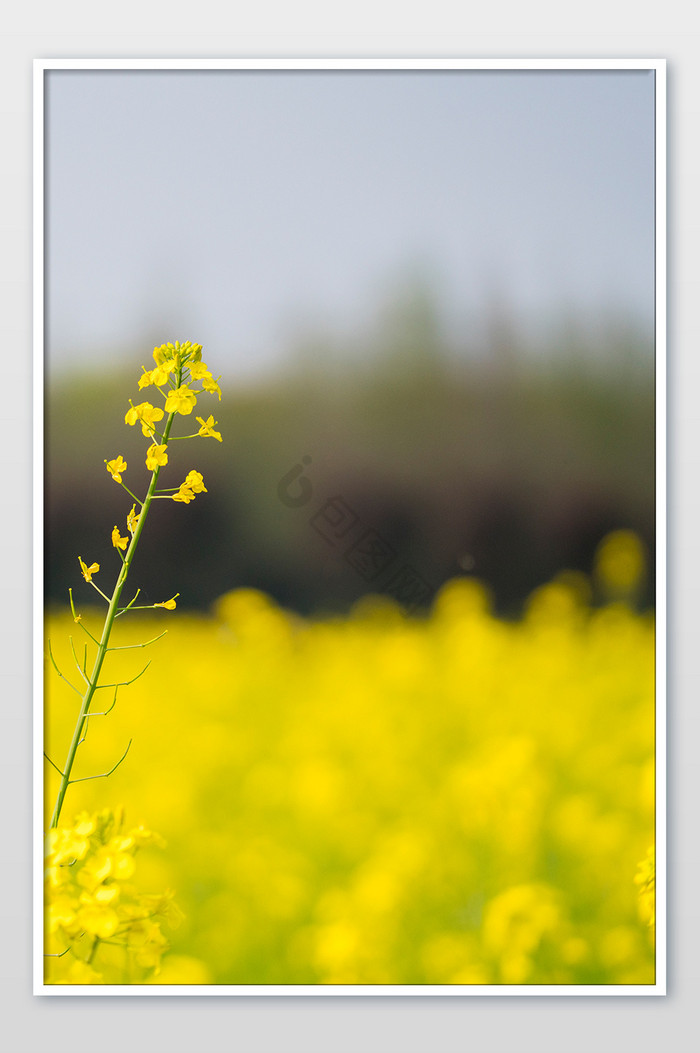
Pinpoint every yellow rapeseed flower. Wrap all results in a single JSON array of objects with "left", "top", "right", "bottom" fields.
[
  {"left": 184, "top": 470, "right": 207, "bottom": 493},
  {"left": 142, "top": 890, "right": 184, "bottom": 928},
  {"left": 154, "top": 594, "right": 179, "bottom": 610},
  {"left": 196, "top": 415, "right": 223, "bottom": 442},
  {"left": 635, "top": 845, "right": 655, "bottom": 930},
  {"left": 78, "top": 901, "right": 120, "bottom": 939},
  {"left": 139, "top": 362, "right": 174, "bottom": 389},
  {"left": 153, "top": 344, "right": 170, "bottom": 366},
  {"left": 46, "top": 894, "right": 78, "bottom": 935},
  {"left": 153, "top": 340, "right": 199, "bottom": 366},
  {"left": 78, "top": 556, "right": 100, "bottom": 582},
  {"left": 164, "top": 385, "right": 197, "bottom": 415},
  {"left": 188, "top": 362, "right": 212, "bottom": 381},
  {"left": 62, "top": 960, "right": 103, "bottom": 985},
  {"left": 130, "top": 919, "right": 169, "bottom": 971},
  {"left": 145, "top": 443, "right": 169, "bottom": 471},
  {"left": 112, "top": 526, "right": 129, "bottom": 551},
  {"left": 127, "top": 504, "right": 140, "bottom": 535},
  {"left": 44, "top": 808, "right": 178, "bottom": 984},
  {"left": 594, "top": 530, "right": 646, "bottom": 594},
  {"left": 73, "top": 812, "right": 96, "bottom": 837},
  {"left": 172, "top": 484, "right": 195, "bottom": 504},
  {"left": 104, "top": 455, "right": 127, "bottom": 483},
  {"left": 171, "top": 470, "right": 206, "bottom": 503},
  {"left": 201, "top": 374, "right": 222, "bottom": 400},
  {"left": 125, "top": 402, "right": 165, "bottom": 437}
]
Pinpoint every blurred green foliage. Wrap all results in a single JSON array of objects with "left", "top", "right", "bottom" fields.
[{"left": 46, "top": 316, "right": 654, "bottom": 615}]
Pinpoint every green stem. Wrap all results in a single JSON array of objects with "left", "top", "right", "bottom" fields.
[
  {"left": 49, "top": 407, "right": 178, "bottom": 829},
  {"left": 118, "top": 482, "right": 143, "bottom": 507}
]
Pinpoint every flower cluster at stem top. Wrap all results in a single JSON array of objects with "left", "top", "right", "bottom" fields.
[
  {"left": 106, "top": 340, "right": 221, "bottom": 495},
  {"left": 83, "top": 340, "right": 222, "bottom": 609}
]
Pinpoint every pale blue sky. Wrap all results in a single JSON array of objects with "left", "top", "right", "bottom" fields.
[{"left": 45, "top": 69, "right": 655, "bottom": 379}]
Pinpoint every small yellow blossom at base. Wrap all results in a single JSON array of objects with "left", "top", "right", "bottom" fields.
[
  {"left": 145, "top": 443, "right": 169, "bottom": 471},
  {"left": 104, "top": 456, "right": 127, "bottom": 483},
  {"left": 112, "top": 526, "right": 129, "bottom": 551},
  {"left": 78, "top": 556, "right": 100, "bottom": 582},
  {"left": 154, "top": 594, "right": 179, "bottom": 610},
  {"left": 196, "top": 415, "right": 223, "bottom": 442}
]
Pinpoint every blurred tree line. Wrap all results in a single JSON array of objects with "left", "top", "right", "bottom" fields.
[{"left": 45, "top": 300, "right": 655, "bottom": 616}]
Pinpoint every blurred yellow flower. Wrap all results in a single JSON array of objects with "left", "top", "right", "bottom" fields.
[
  {"left": 184, "top": 470, "right": 207, "bottom": 493},
  {"left": 45, "top": 809, "right": 178, "bottom": 985},
  {"left": 78, "top": 901, "right": 120, "bottom": 939},
  {"left": 127, "top": 504, "right": 140, "bottom": 535},
  {"left": 171, "top": 484, "right": 195, "bottom": 504},
  {"left": 46, "top": 541, "right": 656, "bottom": 986},
  {"left": 635, "top": 845, "right": 655, "bottom": 930},
  {"left": 74, "top": 812, "right": 96, "bottom": 837},
  {"left": 201, "top": 374, "right": 222, "bottom": 400},
  {"left": 61, "top": 960, "right": 103, "bottom": 985},
  {"left": 594, "top": 530, "right": 646, "bottom": 595}
]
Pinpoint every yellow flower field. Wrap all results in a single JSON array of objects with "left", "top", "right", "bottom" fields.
[{"left": 44, "top": 564, "right": 656, "bottom": 986}]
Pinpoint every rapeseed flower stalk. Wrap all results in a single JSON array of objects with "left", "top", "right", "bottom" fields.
[{"left": 45, "top": 340, "right": 222, "bottom": 983}]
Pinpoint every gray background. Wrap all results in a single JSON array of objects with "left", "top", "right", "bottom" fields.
[{"left": 45, "top": 68, "right": 654, "bottom": 380}]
